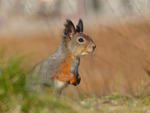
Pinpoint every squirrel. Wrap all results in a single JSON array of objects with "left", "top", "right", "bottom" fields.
[{"left": 26, "top": 19, "right": 96, "bottom": 95}]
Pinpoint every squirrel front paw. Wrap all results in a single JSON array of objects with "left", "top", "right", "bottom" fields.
[
  {"left": 70, "top": 75, "right": 81, "bottom": 86},
  {"left": 76, "top": 75, "right": 81, "bottom": 85},
  {"left": 69, "top": 75, "right": 77, "bottom": 85}
]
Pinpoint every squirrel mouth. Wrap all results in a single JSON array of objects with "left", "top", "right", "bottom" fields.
[
  {"left": 87, "top": 49, "right": 95, "bottom": 53},
  {"left": 81, "top": 51, "right": 92, "bottom": 55},
  {"left": 85, "top": 51, "right": 91, "bottom": 54}
]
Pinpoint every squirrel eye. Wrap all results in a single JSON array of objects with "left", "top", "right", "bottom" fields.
[{"left": 78, "top": 38, "right": 84, "bottom": 42}]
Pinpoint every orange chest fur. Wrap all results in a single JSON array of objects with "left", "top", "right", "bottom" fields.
[
  {"left": 60, "top": 54, "right": 73, "bottom": 75},
  {"left": 53, "top": 53, "right": 77, "bottom": 82}
]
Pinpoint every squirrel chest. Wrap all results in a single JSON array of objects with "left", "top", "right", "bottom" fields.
[
  {"left": 54, "top": 53, "right": 80, "bottom": 81},
  {"left": 53, "top": 55, "right": 80, "bottom": 90}
]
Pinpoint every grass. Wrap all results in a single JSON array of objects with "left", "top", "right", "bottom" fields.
[{"left": 0, "top": 49, "right": 150, "bottom": 113}]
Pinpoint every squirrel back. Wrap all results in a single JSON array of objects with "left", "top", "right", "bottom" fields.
[{"left": 26, "top": 19, "right": 96, "bottom": 95}]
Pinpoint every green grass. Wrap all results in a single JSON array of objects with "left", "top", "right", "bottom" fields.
[{"left": 0, "top": 49, "right": 150, "bottom": 113}]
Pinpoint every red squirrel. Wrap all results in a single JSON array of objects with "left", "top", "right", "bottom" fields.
[{"left": 26, "top": 19, "right": 96, "bottom": 95}]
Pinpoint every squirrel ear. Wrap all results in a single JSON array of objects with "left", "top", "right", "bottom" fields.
[
  {"left": 76, "top": 19, "right": 83, "bottom": 32},
  {"left": 64, "top": 20, "right": 76, "bottom": 39}
]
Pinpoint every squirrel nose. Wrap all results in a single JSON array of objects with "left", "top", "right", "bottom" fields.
[{"left": 92, "top": 44, "right": 96, "bottom": 50}]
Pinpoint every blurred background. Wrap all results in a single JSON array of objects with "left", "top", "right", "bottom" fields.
[{"left": 0, "top": 0, "right": 150, "bottom": 98}]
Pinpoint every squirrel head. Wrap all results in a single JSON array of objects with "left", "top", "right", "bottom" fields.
[{"left": 63, "top": 19, "right": 96, "bottom": 57}]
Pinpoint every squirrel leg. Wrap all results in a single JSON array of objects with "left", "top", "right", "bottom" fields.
[
  {"left": 54, "top": 72, "right": 80, "bottom": 85},
  {"left": 54, "top": 72, "right": 76, "bottom": 82}
]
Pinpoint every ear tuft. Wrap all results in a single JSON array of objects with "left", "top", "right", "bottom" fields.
[
  {"left": 76, "top": 19, "right": 83, "bottom": 32},
  {"left": 64, "top": 19, "right": 76, "bottom": 37}
]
